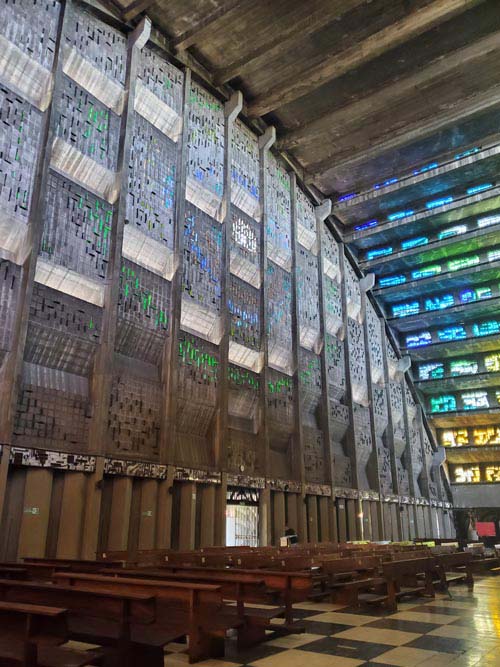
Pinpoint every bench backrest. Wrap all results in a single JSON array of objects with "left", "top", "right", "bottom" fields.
[
  {"left": 53, "top": 572, "right": 222, "bottom": 609},
  {"left": 0, "top": 578, "right": 155, "bottom": 622},
  {"left": 382, "top": 557, "right": 435, "bottom": 582}
]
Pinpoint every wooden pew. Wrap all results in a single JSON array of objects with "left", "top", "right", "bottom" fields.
[
  {"left": 0, "top": 566, "right": 28, "bottom": 580},
  {"left": 0, "top": 600, "right": 111, "bottom": 667},
  {"left": 434, "top": 552, "right": 474, "bottom": 594},
  {"left": 22, "top": 558, "right": 124, "bottom": 573},
  {"left": 155, "top": 563, "right": 313, "bottom": 632},
  {"left": 380, "top": 557, "right": 435, "bottom": 611},
  {"left": 1, "top": 563, "right": 72, "bottom": 581},
  {"left": 53, "top": 572, "right": 240, "bottom": 663},
  {"left": 0, "top": 578, "right": 156, "bottom": 667},
  {"left": 96, "top": 566, "right": 295, "bottom": 648}
]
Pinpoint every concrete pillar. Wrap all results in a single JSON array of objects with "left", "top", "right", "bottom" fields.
[
  {"left": 337, "top": 498, "right": 347, "bottom": 542},
  {"left": 400, "top": 505, "right": 410, "bottom": 541},
  {"left": 107, "top": 477, "right": 133, "bottom": 552},
  {"left": 371, "top": 501, "right": 381, "bottom": 541},
  {"left": 286, "top": 493, "right": 299, "bottom": 537},
  {"left": 0, "top": 446, "right": 11, "bottom": 529},
  {"left": 329, "top": 498, "right": 339, "bottom": 544},
  {"left": 306, "top": 496, "right": 319, "bottom": 543},
  {"left": 156, "top": 467, "right": 174, "bottom": 549},
  {"left": 214, "top": 473, "right": 227, "bottom": 546},
  {"left": 318, "top": 496, "right": 330, "bottom": 542},
  {"left": 408, "top": 505, "right": 416, "bottom": 539},
  {"left": 362, "top": 500, "right": 372, "bottom": 540},
  {"left": 272, "top": 491, "right": 286, "bottom": 545},
  {"left": 259, "top": 487, "right": 271, "bottom": 546},
  {"left": 81, "top": 457, "right": 105, "bottom": 560},
  {"left": 18, "top": 468, "right": 53, "bottom": 559},
  {"left": 178, "top": 482, "right": 197, "bottom": 551},
  {"left": 390, "top": 503, "right": 400, "bottom": 541},
  {"left": 346, "top": 498, "right": 357, "bottom": 541},
  {"left": 297, "top": 493, "right": 308, "bottom": 543},
  {"left": 57, "top": 473, "right": 86, "bottom": 558},
  {"left": 381, "top": 502, "right": 391, "bottom": 540},
  {"left": 199, "top": 485, "right": 216, "bottom": 547},
  {"left": 138, "top": 479, "right": 158, "bottom": 551},
  {"left": 415, "top": 506, "right": 425, "bottom": 538}
]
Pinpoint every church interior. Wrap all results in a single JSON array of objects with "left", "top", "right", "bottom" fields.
[{"left": 0, "top": 0, "right": 499, "bottom": 665}]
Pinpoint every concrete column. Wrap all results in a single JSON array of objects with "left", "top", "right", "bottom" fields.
[
  {"left": 156, "top": 467, "right": 174, "bottom": 549},
  {"left": 400, "top": 505, "right": 410, "bottom": 540},
  {"left": 346, "top": 498, "right": 357, "bottom": 541},
  {"left": 296, "top": 493, "right": 308, "bottom": 543},
  {"left": 81, "top": 457, "right": 105, "bottom": 560},
  {"left": 138, "top": 479, "right": 158, "bottom": 551},
  {"left": 272, "top": 491, "right": 286, "bottom": 545},
  {"left": 306, "top": 496, "right": 319, "bottom": 543},
  {"left": 57, "top": 473, "right": 86, "bottom": 558},
  {"left": 0, "top": 446, "right": 10, "bottom": 529},
  {"left": 415, "top": 506, "right": 425, "bottom": 538},
  {"left": 382, "top": 502, "right": 392, "bottom": 540},
  {"left": 408, "top": 505, "right": 416, "bottom": 539},
  {"left": 337, "top": 498, "right": 347, "bottom": 542},
  {"left": 318, "top": 496, "right": 330, "bottom": 542},
  {"left": 362, "top": 500, "right": 372, "bottom": 540},
  {"left": 214, "top": 473, "right": 227, "bottom": 546},
  {"left": 18, "top": 468, "right": 53, "bottom": 559},
  {"left": 200, "top": 485, "right": 216, "bottom": 547},
  {"left": 286, "top": 493, "right": 299, "bottom": 537},
  {"left": 178, "top": 482, "right": 197, "bottom": 550},
  {"left": 107, "top": 477, "right": 133, "bottom": 552},
  {"left": 390, "top": 503, "right": 400, "bottom": 541},
  {"left": 329, "top": 498, "right": 339, "bottom": 544}
]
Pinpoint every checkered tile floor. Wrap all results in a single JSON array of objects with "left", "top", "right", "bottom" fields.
[{"left": 163, "top": 576, "right": 500, "bottom": 667}]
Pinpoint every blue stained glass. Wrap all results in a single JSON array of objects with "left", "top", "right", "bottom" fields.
[
  {"left": 374, "top": 178, "right": 398, "bottom": 190},
  {"left": 430, "top": 395, "right": 457, "bottom": 413},
  {"left": 412, "top": 265, "right": 441, "bottom": 280},
  {"left": 338, "top": 192, "right": 358, "bottom": 203},
  {"left": 392, "top": 302, "right": 420, "bottom": 318},
  {"left": 355, "top": 219, "right": 378, "bottom": 231},
  {"left": 401, "top": 236, "right": 428, "bottom": 250},
  {"left": 413, "top": 162, "right": 438, "bottom": 175},
  {"left": 379, "top": 275, "right": 406, "bottom": 288},
  {"left": 406, "top": 331, "right": 432, "bottom": 348},
  {"left": 466, "top": 183, "right": 493, "bottom": 195},
  {"left": 419, "top": 362, "right": 444, "bottom": 380},
  {"left": 437, "top": 326, "right": 466, "bottom": 342},
  {"left": 426, "top": 196, "right": 453, "bottom": 209},
  {"left": 454, "top": 147, "right": 480, "bottom": 160},
  {"left": 438, "top": 225, "right": 467, "bottom": 240},
  {"left": 425, "top": 294, "right": 454, "bottom": 311},
  {"left": 460, "top": 289, "right": 476, "bottom": 304},
  {"left": 473, "top": 321, "right": 500, "bottom": 337},
  {"left": 366, "top": 246, "right": 393, "bottom": 260},
  {"left": 388, "top": 210, "right": 414, "bottom": 222}
]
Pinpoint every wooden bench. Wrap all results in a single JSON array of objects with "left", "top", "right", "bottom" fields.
[
  {"left": 1, "top": 563, "right": 72, "bottom": 581},
  {"left": 95, "top": 566, "right": 292, "bottom": 648},
  {"left": 53, "top": 571, "right": 240, "bottom": 663},
  {"left": 22, "top": 559, "right": 124, "bottom": 573},
  {"left": 0, "top": 600, "right": 110, "bottom": 667},
  {"left": 0, "top": 578, "right": 157, "bottom": 667},
  {"left": 434, "top": 552, "right": 474, "bottom": 594},
  {"left": 380, "top": 557, "right": 436, "bottom": 611}
]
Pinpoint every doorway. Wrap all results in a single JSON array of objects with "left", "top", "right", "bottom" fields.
[{"left": 226, "top": 487, "right": 259, "bottom": 547}]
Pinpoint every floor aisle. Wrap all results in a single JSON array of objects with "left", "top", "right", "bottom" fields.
[{"left": 164, "top": 577, "right": 500, "bottom": 667}]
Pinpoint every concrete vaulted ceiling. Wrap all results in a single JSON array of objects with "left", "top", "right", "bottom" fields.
[{"left": 104, "top": 0, "right": 500, "bottom": 443}]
